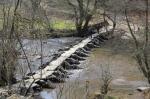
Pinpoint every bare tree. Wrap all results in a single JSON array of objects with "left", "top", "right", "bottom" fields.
[
  {"left": 98, "top": 0, "right": 121, "bottom": 37},
  {"left": 0, "top": 0, "right": 35, "bottom": 90},
  {"left": 0, "top": 0, "right": 21, "bottom": 89},
  {"left": 125, "top": 0, "right": 150, "bottom": 84},
  {"left": 30, "top": 0, "right": 41, "bottom": 30},
  {"left": 66, "top": 0, "right": 99, "bottom": 36},
  {"left": 30, "top": 0, "right": 52, "bottom": 33},
  {"left": 100, "top": 65, "right": 112, "bottom": 97}
]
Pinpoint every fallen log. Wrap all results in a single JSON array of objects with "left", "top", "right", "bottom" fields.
[{"left": 52, "top": 70, "right": 69, "bottom": 78}]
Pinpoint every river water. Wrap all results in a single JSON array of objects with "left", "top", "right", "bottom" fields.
[
  {"left": 16, "top": 37, "right": 82, "bottom": 80},
  {"left": 32, "top": 36, "right": 148, "bottom": 99}
]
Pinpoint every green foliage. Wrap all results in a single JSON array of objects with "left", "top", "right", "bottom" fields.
[
  {"left": 51, "top": 20, "right": 75, "bottom": 30},
  {"left": 14, "top": 15, "right": 75, "bottom": 31}
]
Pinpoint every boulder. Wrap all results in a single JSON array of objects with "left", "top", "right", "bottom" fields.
[
  {"left": 74, "top": 51, "right": 89, "bottom": 57},
  {"left": 78, "top": 48, "right": 90, "bottom": 54},
  {"left": 62, "top": 61, "right": 71, "bottom": 69},
  {"left": 70, "top": 65, "right": 82, "bottom": 69},
  {"left": 66, "top": 58, "right": 80, "bottom": 65},
  {"left": 99, "top": 35, "right": 108, "bottom": 40},
  {"left": 55, "top": 66, "right": 68, "bottom": 74},
  {"left": 87, "top": 42, "right": 100, "bottom": 48},
  {"left": 32, "top": 84, "right": 42, "bottom": 92},
  {"left": 35, "top": 80, "right": 55, "bottom": 89},
  {"left": 83, "top": 45, "right": 91, "bottom": 51},
  {"left": 70, "top": 54, "right": 86, "bottom": 61},
  {"left": 47, "top": 75, "right": 65, "bottom": 83},
  {"left": 97, "top": 36, "right": 104, "bottom": 42},
  {"left": 92, "top": 38, "right": 101, "bottom": 45},
  {"left": 62, "top": 61, "right": 81, "bottom": 70}
]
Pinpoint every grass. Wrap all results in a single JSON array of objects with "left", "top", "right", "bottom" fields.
[
  {"left": 0, "top": 17, "right": 76, "bottom": 38},
  {"left": 51, "top": 19, "right": 75, "bottom": 30},
  {"left": 0, "top": 17, "right": 76, "bottom": 30}
]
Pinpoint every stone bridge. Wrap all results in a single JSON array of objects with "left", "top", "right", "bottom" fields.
[
  {"left": 19, "top": 25, "right": 113, "bottom": 95},
  {"left": 0, "top": 22, "right": 113, "bottom": 96}
]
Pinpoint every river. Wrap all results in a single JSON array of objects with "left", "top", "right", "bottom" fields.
[
  {"left": 32, "top": 36, "right": 148, "bottom": 99},
  {"left": 16, "top": 37, "right": 82, "bottom": 80}
]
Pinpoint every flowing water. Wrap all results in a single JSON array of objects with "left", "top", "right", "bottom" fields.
[
  {"left": 33, "top": 37, "right": 149, "bottom": 99},
  {"left": 12, "top": 35, "right": 148, "bottom": 99},
  {"left": 16, "top": 37, "right": 82, "bottom": 80}
]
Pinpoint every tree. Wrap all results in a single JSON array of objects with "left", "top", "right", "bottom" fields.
[
  {"left": 0, "top": 0, "right": 34, "bottom": 89},
  {"left": 66, "top": 0, "right": 98, "bottom": 37},
  {"left": 100, "top": 64, "right": 112, "bottom": 97},
  {"left": 0, "top": 0, "right": 21, "bottom": 88},
  {"left": 125, "top": 0, "right": 150, "bottom": 84},
  {"left": 30, "top": 0, "right": 52, "bottom": 33}
]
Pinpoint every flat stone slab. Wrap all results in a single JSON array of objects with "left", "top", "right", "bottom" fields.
[{"left": 137, "top": 87, "right": 150, "bottom": 92}]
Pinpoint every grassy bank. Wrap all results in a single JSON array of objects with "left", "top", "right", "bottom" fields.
[
  {"left": 0, "top": 17, "right": 76, "bottom": 38},
  {"left": 51, "top": 18, "right": 75, "bottom": 30}
]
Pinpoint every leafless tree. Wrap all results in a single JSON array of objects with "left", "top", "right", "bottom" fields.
[
  {"left": 30, "top": 0, "right": 52, "bottom": 33},
  {"left": 125, "top": 0, "right": 150, "bottom": 84},
  {"left": 0, "top": 0, "right": 21, "bottom": 89},
  {"left": 98, "top": 0, "right": 122, "bottom": 37},
  {"left": 100, "top": 64, "right": 112, "bottom": 97},
  {"left": 66, "top": 0, "right": 99, "bottom": 36},
  {"left": 0, "top": 0, "right": 35, "bottom": 90}
]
